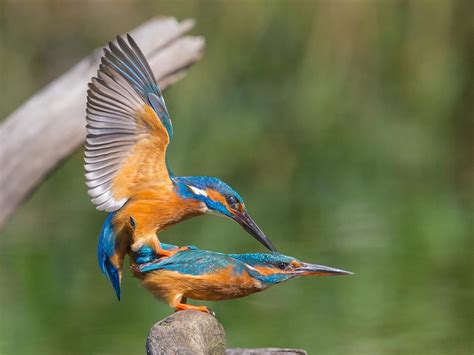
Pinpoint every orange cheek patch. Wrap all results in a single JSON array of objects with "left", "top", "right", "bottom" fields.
[
  {"left": 254, "top": 266, "right": 277, "bottom": 276},
  {"left": 206, "top": 189, "right": 229, "bottom": 208}
]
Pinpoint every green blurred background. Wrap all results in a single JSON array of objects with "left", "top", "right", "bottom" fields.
[{"left": 1, "top": 0, "right": 472, "bottom": 354}]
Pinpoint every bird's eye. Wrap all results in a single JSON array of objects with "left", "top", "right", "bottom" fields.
[
  {"left": 278, "top": 262, "right": 288, "bottom": 270},
  {"left": 226, "top": 195, "right": 239, "bottom": 206}
]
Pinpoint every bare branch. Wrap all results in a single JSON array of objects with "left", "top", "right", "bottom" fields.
[{"left": 0, "top": 17, "right": 205, "bottom": 229}]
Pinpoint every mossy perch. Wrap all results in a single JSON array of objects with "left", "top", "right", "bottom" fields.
[{"left": 146, "top": 310, "right": 307, "bottom": 355}]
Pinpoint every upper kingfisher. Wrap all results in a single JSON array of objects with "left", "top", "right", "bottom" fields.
[
  {"left": 85, "top": 35, "right": 276, "bottom": 300},
  {"left": 132, "top": 244, "right": 352, "bottom": 314}
]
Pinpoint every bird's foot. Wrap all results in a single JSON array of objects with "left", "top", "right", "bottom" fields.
[
  {"left": 175, "top": 303, "right": 215, "bottom": 316},
  {"left": 156, "top": 245, "right": 190, "bottom": 258},
  {"left": 135, "top": 245, "right": 190, "bottom": 264},
  {"left": 146, "top": 237, "right": 191, "bottom": 258}
]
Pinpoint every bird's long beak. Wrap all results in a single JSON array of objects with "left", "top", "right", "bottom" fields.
[
  {"left": 232, "top": 210, "right": 277, "bottom": 252},
  {"left": 295, "top": 262, "right": 353, "bottom": 276}
]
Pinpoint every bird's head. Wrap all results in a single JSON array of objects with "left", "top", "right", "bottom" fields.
[
  {"left": 230, "top": 252, "right": 353, "bottom": 285},
  {"left": 174, "top": 176, "right": 276, "bottom": 251}
]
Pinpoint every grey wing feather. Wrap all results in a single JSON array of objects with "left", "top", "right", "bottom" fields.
[{"left": 85, "top": 34, "right": 163, "bottom": 212}]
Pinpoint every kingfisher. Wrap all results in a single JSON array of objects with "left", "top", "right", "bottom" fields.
[
  {"left": 132, "top": 244, "right": 352, "bottom": 314},
  {"left": 85, "top": 35, "right": 276, "bottom": 300}
]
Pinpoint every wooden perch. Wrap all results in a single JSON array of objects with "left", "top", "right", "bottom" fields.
[
  {"left": 146, "top": 310, "right": 307, "bottom": 355},
  {"left": 146, "top": 311, "right": 226, "bottom": 355},
  {"left": 0, "top": 17, "right": 205, "bottom": 230}
]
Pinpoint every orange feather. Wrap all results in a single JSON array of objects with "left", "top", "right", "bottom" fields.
[
  {"left": 112, "top": 186, "right": 204, "bottom": 249},
  {"left": 111, "top": 104, "right": 171, "bottom": 202},
  {"left": 134, "top": 266, "right": 264, "bottom": 307}
]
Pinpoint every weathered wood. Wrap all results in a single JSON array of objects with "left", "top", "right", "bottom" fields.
[
  {"left": 0, "top": 17, "right": 205, "bottom": 229},
  {"left": 226, "top": 349, "right": 307, "bottom": 355},
  {"left": 146, "top": 311, "right": 226, "bottom": 355},
  {"left": 146, "top": 310, "right": 307, "bottom": 355}
]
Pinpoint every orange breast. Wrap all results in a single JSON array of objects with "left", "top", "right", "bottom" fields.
[{"left": 113, "top": 185, "right": 204, "bottom": 242}]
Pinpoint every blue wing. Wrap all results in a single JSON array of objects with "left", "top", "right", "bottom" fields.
[
  {"left": 138, "top": 249, "right": 245, "bottom": 276},
  {"left": 98, "top": 212, "right": 121, "bottom": 300}
]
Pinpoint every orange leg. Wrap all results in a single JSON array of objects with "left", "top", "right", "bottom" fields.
[
  {"left": 149, "top": 238, "right": 189, "bottom": 257},
  {"left": 175, "top": 302, "right": 214, "bottom": 315}
]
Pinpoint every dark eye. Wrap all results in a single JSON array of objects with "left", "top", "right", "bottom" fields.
[
  {"left": 278, "top": 262, "right": 288, "bottom": 270},
  {"left": 129, "top": 217, "right": 136, "bottom": 229},
  {"left": 226, "top": 195, "right": 238, "bottom": 206}
]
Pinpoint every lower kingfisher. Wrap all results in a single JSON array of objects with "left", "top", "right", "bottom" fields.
[
  {"left": 85, "top": 35, "right": 276, "bottom": 300},
  {"left": 132, "top": 244, "right": 352, "bottom": 314}
]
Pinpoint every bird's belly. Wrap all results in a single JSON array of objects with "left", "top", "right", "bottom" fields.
[
  {"left": 138, "top": 268, "right": 263, "bottom": 304},
  {"left": 185, "top": 275, "right": 263, "bottom": 301}
]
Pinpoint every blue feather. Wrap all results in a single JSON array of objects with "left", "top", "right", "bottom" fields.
[
  {"left": 173, "top": 176, "right": 243, "bottom": 201},
  {"left": 148, "top": 93, "right": 173, "bottom": 139},
  {"left": 173, "top": 176, "right": 243, "bottom": 217},
  {"left": 98, "top": 212, "right": 121, "bottom": 300},
  {"left": 229, "top": 252, "right": 293, "bottom": 266},
  {"left": 104, "top": 38, "right": 173, "bottom": 140},
  {"left": 137, "top": 243, "right": 297, "bottom": 285},
  {"left": 139, "top": 249, "right": 245, "bottom": 276}
]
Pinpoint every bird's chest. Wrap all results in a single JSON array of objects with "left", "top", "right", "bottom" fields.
[{"left": 116, "top": 187, "right": 203, "bottom": 234}]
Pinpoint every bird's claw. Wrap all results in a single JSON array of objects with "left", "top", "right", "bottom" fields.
[
  {"left": 207, "top": 308, "right": 216, "bottom": 317},
  {"left": 155, "top": 245, "right": 192, "bottom": 258},
  {"left": 175, "top": 304, "right": 215, "bottom": 316}
]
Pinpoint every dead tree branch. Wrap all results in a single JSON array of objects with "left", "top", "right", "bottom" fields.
[{"left": 0, "top": 17, "right": 204, "bottom": 229}]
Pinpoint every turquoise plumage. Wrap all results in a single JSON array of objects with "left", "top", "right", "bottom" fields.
[
  {"left": 132, "top": 245, "right": 352, "bottom": 313},
  {"left": 86, "top": 35, "right": 277, "bottom": 300}
]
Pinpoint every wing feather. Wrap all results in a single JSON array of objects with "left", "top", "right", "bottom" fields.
[{"left": 85, "top": 35, "right": 173, "bottom": 212}]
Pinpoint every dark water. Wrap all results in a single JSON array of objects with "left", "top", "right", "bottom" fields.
[{"left": 1, "top": 1, "right": 472, "bottom": 354}]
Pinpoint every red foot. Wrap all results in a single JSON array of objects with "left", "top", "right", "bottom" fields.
[
  {"left": 153, "top": 242, "right": 189, "bottom": 258},
  {"left": 175, "top": 303, "right": 214, "bottom": 315}
]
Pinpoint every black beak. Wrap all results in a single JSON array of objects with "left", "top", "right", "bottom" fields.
[
  {"left": 233, "top": 210, "right": 277, "bottom": 252},
  {"left": 295, "top": 262, "right": 353, "bottom": 276}
]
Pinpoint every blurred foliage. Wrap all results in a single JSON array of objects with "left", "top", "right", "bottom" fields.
[{"left": 1, "top": 0, "right": 473, "bottom": 354}]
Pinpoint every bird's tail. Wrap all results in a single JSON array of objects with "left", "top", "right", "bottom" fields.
[{"left": 98, "top": 212, "right": 124, "bottom": 300}]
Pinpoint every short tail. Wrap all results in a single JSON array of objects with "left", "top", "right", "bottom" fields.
[{"left": 98, "top": 212, "right": 122, "bottom": 300}]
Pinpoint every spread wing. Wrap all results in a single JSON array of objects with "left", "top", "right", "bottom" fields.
[{"left": 85, "top": 35, "right": 173, "bottom": 212}]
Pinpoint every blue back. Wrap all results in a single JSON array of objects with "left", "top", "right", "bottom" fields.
[{"left": 140, "top": 248, "right": 247, "bottom": 276}]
